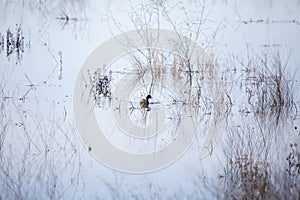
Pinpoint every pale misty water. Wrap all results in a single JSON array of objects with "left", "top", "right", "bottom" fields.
[{"left": 0, "top": 0, "right": 300, "bottom": 199}]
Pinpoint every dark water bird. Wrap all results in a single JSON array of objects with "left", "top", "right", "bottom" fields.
[{"left": 140, "top": 95, "right": 152, "bottom": 108}]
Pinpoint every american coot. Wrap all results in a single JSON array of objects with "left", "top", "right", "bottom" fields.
[{"left": 140, "top": 95, "right": 152, "bottom": 108}]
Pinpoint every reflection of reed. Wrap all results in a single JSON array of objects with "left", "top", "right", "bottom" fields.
[
  {"left": 0, "top": 68, "right": 83, "bottom": 199},
  {"left": 128, "top": 49, "right": 223, "bottom": 110},
  {"left": 242, "top": 51, "right": 295, "bottom": 125},
  {"left": 218, "top": 112, "right": 299, "bottom": 199},
  {"left": 86, "top": 68, "right": 112, "bottom": 109},
  {"left": 212, "top": 49, "right": 298, "bottom": 199},
  {"left": 237, "top": 18, "right": 300, "bottom": 25},
  {"left": 56, "top": 10, "right": 90, "bottom": 31},
  {"left": 0, "top": 25, "right": 28, "bottom": 64},
  {"left": 1, "top": 0, "right": 91, "bottom": 38}
]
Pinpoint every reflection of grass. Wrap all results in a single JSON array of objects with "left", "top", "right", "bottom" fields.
[
  {"left": 0, "top": 0, "right": 90, "bottom": 31},
  {"left": 128, "top": 48, "right": 222, "bottom": 112},
  {"left": 243, "top": 51, "right": 294, "bottom": 124},
  {"left": 86, "top": 68, "right": 112, "bottom": 109},
  {"left": 223, "top": 120, "right": 274, "bottom": 199},
  {"left": 0, "top": 0, "right": 298, "bottom": 198},
  {"left": 0, "top": 24, "right": 28, "bottom": 64},
  {"left": 0, "top": 68, "right": 83, "bottom": 199},
  {"left": 216, "top": 49, "right": 298, "bottom": 199},
  {"left": 0, "top": 108, "right": 83, "bottom": 199},
  {"left": 227, "top": 155, "right": 272, "bottom": 199}
]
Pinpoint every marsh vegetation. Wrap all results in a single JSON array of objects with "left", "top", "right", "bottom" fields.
[{"left": 0, "top": 0, "right": 299, "bottom": 199}]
